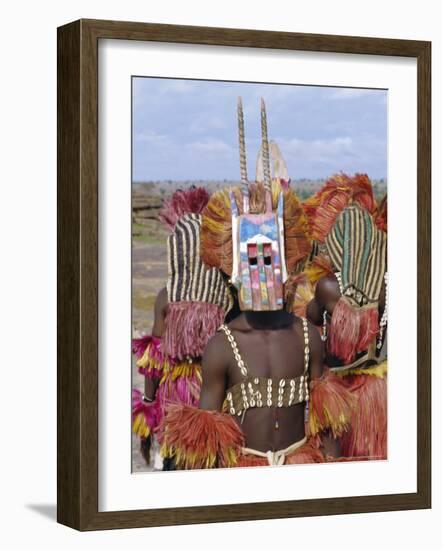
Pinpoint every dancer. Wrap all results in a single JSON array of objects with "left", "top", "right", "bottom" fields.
[
  {"left": 303, "top": 175, "right": 388, "bottom": 460},
  {"left": 132, "top": 187, "right": 233, "bottom": 466},
  {"left": 160, "top": 99, "right": 354, "bottom": 469}
]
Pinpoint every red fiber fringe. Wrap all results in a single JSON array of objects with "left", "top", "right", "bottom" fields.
[
  {"left": 375, "top": 195, "right": 388, "bottom": 233},
  {"left": 160, "top": 405, "right": 245, "bottom": 469},
  {"left": 162, "top": 301, "right": 226, "bottom": 359},
  {"left": 285, "top": 440, "right": 325, "bottom": 464},
  {"left": 308, "top": 368, "right": 356, "bottom": 438},
  {"left": 328, "top": 298, "right": 379, "bottom": 364},
  {"left": 340, "top": 374, "right": 387, "bottom": 459},
  {"left": 158, "top": 187, "right": 210, "bottom": 231}
]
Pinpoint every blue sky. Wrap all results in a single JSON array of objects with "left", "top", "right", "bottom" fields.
[{"left": 132, "top": 77, "right": 387, "bottom": 181}]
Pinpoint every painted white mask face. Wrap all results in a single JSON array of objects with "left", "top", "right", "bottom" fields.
[{"left": 230, "top": 192, "right": 288, "bottom": 311}]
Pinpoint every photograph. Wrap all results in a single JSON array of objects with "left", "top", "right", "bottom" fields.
[
  {"left": 131, "top": 77, "right": 388, "bottom": 472},
  {"left": 1, "top": 0, "right": 436, "bottom": 540}
]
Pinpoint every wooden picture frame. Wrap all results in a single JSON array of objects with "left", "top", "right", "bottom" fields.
[{"left": 57, "top": 18, "right": 431, "bottom": 531}]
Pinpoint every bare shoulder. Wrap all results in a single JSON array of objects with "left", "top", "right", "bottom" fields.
[
  {"left": 201, "top": 329, "right": 231, "bottom": 380},
  {"left": 316, "top": 275, "right": 339, "bottom": 300},
  {"left": 202, "top": 330, "right": 230, "bottom": 363},
  {"left": 204, "top": 329, "right": 227, "bottom": 352}
]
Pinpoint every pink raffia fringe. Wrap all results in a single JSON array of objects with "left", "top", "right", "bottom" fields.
[
  {"left": 155, "top": 364, "right": 202, "bottom": 429},
  {"left": 132, "top": 388, "right": 160, "bottom": 438},
  {"left": 132, "top": 334, "right": 153, "bottom": 359},
  {"left": 132, "top": 334, "right": 170, "bottom": 380},
  {"left": 162, "top": 301, "right": 226, "bottom": 359},
  {"left": 328, "top": 297, "right": 379, "bottom": 364}
]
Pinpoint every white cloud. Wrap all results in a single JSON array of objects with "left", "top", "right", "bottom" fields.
[
  {"left": 132, "top": 77, "right": 386, "bottom": 180},
  {"left": 186, "top": 138, "right": 233, "bottom": 155},
  {"left": 280, "top": 136, "right": 354, "bottom": 162}
]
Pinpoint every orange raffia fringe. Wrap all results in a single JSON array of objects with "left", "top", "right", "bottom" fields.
[
  {"left": 304, "top": 254, "right": 334, "bottom": 285},
  {"left": 160, "top": 405, "right": 245, "bottom": 469},
  {"left": 288, "top": 255, "right": 334, "bottom": 317},
  {"left": 308, "top": 368, "right": 357, "bottom": 438},
  {"left": 339, "top": 361, "right": 388, "bottom": 459},
  {"left": 285, "top": 273, "right": 315, "bottom": 318},
  {"left": 303, "top": 173, "right": 377, "bottom": 243},
  {"left": 328, "top": 297, "right": 379, "bottom": 364},
  {"left": 201, "top": 180, "right": 311, "bottom": 277}
]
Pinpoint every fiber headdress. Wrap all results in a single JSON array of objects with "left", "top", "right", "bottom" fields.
[
  {"left": 303, "top": 173, "right": 377, "bottom": 244},
  {"left": 302, "top": 174, "right": 387, "bottom": 363},
  {"left": 201, "top": 98, "right": 311, "bottom": 311},
  {"left": 163, "top": 213, "right": 233, "bottom": 359},
  {"left": 132, "top": 186, "right": 213, "bottom": 372},
  {"left": 325, "top": 204, "right": 387, "bottom": 362},
  {"left": 158, "top": 187, "right": 210, "bottom": 231}
]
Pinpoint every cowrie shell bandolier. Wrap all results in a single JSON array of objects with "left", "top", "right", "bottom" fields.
[{"left": 219, "top": 319, "right": 310, "bottom": 416}]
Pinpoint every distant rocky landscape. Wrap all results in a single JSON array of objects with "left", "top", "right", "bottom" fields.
[{"left": 134, "top": 177, "right": 387, "bottom": 201}]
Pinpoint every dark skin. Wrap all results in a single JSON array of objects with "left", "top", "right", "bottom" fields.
[
  {"left": 144, "top": 286, "right": 168, "bottom": 400},
  {"left": 140, "top": 286, "right": 168, "bottom": 463},
  {"left": 307, "top": 275, "right": 387, "bottom": 365},
  {"left": 199, "top": 309, "right": 328, "bottom": 453}
]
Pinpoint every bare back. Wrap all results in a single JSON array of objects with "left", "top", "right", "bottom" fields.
[{"left": 199, "top": 311, "right": 324, "bottom": 453}]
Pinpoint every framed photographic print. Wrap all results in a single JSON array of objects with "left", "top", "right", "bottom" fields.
[{"left": 57, "top": 19, "right": 431, "bottom": 531}]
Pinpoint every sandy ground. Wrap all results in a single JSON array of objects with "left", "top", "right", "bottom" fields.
[{"left": 132, "top": 240, "right": 167, "bottom": 473}]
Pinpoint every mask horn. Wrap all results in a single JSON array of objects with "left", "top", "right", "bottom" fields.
[
  {"left": 260, "top": 98, "right": 272, "bottom": 211},
  {"left": 237, "top": 97, "right": 249, "bottom": 212}
]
